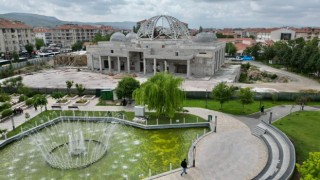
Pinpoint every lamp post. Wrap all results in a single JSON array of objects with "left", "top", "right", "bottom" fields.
[
  {"left": 193, "top": 146, "right": 196, "bottom": 167},
  {"left": 10, "top": 115, "right": 15, "bottom": 130},
  {"left": 205, "top": 89, "right": 208, "bottom": 109}
]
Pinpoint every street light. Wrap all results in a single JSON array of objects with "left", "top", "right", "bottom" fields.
[
  {"left": 205, "top": 89, "right": 208, "bottom": 108},
  {"left": 10, "top": 115, "right": 15, "bottom": 130}
]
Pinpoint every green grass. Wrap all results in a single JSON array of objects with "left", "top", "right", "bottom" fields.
[
  {"left": 5, "top": 110, "right": 206, "bottom": 138},
  {"left": 273, "top": 111, "right": 320, "bottom": 163},
  {"left": 184, "top": 99, "right": 295, "bottom": 115}
]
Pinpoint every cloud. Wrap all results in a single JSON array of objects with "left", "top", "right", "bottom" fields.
[{"left": 0, "top": 0, "right": 320, "bottom": 27}]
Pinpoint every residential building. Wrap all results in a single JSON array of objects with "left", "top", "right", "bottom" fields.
[
  {"left": 33, "top": 27, "right": 53, "bottom": 45},
  {"left": 51, "top": 24, "right": 114, "bottom": 48},
  {"left": 0, "top": 18, "right": 34, "bottom": 53}
]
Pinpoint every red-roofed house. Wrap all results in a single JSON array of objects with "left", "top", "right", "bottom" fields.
[{"left": 0, "top": 18, "right": 34, "bottom": 52}]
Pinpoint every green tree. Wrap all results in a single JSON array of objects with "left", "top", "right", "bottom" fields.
[
  {"left": 211, "top": 82, "right": 235, "bottom": 109},
  {"left": 133, "top": 26, "right": 137, "bottom": 33},
  {"left": 35, "top": 38, "right": 45, "bottom": 50},
  {"left": 71, "top": 41, "right": 84, "bottom": 51},
  {"left": 237, "top": 87, "right": 255, "bottom": 111},
  {"left": 225, "top": 43, "right": 237, "bottom": 56},
  {"left": 75, "top": 83, "right": 86, "bottom": 96},
  {"left": 199, "top": 26, "right": 203, "bottom": 33},
  {"left": 92, "top": 33, "right": 111, "bottom": 43},
  {"left": 66, "top": 80, "right": 74, "bottom": 95},
  {"left": 33, "top": 94, "right": 48, "bottom": 112},
  {"left": 12, "top": 51, "right": 19, "bottom": 62},
  {"left": 115, "top": 77, "right": 140, "bottom": 99},
  {"left": 24, "top": 43, "right": 34, "bottom": 56},
  {"left": 296, "top": 152, "right": 320, "bottom": 180},
  {"left": 133, "top": 73, "right": 185, "bottom": 118},
  {"left": 51, "top": 91, "right": 64, "bottom": 104}
]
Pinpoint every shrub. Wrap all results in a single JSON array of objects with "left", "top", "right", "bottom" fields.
[
  {"left": 270, "top": 74, "right": 278, "bottom": 80},
  {"left": 241, "top": 63, "right": 251, "bottom": 71},
  {"left": 0, "top": 102, "right": 12, "bottom": 112},
  {"left": 18, "top": 95, "right": 28, "bottom": 102},
  {"left": 239, "top": 72, "right": 247, "bottom": 83},
  {"left": 1, "top": 109, "right": 13, "bottom": 119},
  {"left": 25, "top": 98, "right": 34, "bottom": 106},
  {"left": 0, "top": 93, "right": 11, "bottom": 102},
  {"left": 56, "top": 99, "right": 68, "bottom": 103}
]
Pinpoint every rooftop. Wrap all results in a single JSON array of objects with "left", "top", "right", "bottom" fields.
[{"left": 0, "top": 18, "right": 32, "bottom": 29}]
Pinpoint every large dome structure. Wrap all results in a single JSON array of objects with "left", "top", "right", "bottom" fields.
[
  {"left": 110, "top": 32, "right": 126, "bottom": 42},
  {"left": 137, "top": 15, "right": 190, "bottom": 40},
  {"left": 193, "top": 32, "right": 217, "bottom": 43},
  {"left": 125, "top": 32, "right": 138, "bottom": 42}
]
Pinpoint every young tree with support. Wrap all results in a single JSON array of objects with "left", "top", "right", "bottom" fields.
[
  {"left": 237, "top": 87, "right": 255, "bottom": 112},
  {"left": 212, "top": 82, "right": 235, "bottom": 110},
  {"left": 66, "top": 80, "right": 74, "bottom": 96}
]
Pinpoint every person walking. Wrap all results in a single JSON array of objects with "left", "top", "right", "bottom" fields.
[
  {"left": 181, "top": 159, "right": 188, "bottom": 176},
  {"left": 260, "top": 105, "right": 265, "bottom": 115}
]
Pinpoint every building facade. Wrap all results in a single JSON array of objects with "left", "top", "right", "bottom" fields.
[
  {"left": 0, "top": 18, "right": 34, "bottom": 53},
  {"left": 48, "top": 24, "right": 113, "bottom": 48},
  {"left": 87, "top": 15, "right": 225, "bottom": 78}
]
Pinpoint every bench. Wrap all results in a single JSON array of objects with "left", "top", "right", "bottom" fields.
[
  {"left": 68, "top": 106, "right": 79, "bottom": 109},
  {"left": 51, "top": 105, "right": 62, "bottom": 109}
]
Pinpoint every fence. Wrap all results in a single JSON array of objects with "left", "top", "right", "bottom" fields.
[{"left": 0, "top": 57, "right": 52, "bottom": 72}]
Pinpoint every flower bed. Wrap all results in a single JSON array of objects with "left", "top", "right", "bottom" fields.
[
  {"left": 73, "top": 99, "right": 89, "bottom": 106},
  {"left": 53, "top": 99, "right": 71, "bottom": 106}
]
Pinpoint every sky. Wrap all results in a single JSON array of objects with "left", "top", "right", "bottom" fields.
[{"left": 0, "top": 0, "right": 320, "bottom": 28}]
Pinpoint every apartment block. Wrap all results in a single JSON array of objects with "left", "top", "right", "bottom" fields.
[{"left": 0, "top": 18, "right": 34, "bottom": 53}]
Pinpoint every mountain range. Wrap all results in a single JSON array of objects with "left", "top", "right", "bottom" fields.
[{"left": 0, "top": 13, "right": 136, "bottom": 29}]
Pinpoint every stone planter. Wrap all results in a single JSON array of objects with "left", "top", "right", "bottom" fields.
[
  {"left": 53, "top": 100, "right": 71, "bottom": 106},
  {"left": 63, "top": 95, "right": 79, "bottom": 100},
  {"left": 73, "top": 100, "right": 90, "bottom": 106},
  {"left": 81, "top": 95, "right": 95, "bottom": 100}
]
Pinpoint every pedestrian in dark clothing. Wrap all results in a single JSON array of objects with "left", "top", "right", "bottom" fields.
[
  {"left": 301, "top": 103, "right": 304, "bottom": 111},
  {"left": 181, "top": 159, "right": 187, "bottom": 176},
  {"left": 260, "top": 105, "right": 265, "bottom": 115}
]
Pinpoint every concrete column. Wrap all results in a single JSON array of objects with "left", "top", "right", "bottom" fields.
[
  {"left": 143, "top": 58, "right": 146, "bottom": 75},
  {"left": 153, "top": 58, "right": 156, "bottom": 75},
  {"left": 117, "top": 56, "right": 120, "bottom": 73},
  {"left": 108, "top": 56, "right": 112, "bottom": 73},
  {"left": 212, "top": 51, "right": 215, "bottom": 76},
  {"left": 99, "top": 56, "right": 102, "bottom": 72},
  {"left": 127, "top": 57, "right": 130, "bottom": 74},
  {"left": 91, "top": 55, "right": 94, "bottom": 71},
  {"left": 164, "top": 60, "right": 167, "bottom": 72},
  {"left": 187, "top": 59, "right": 190, "bottom": 78}
]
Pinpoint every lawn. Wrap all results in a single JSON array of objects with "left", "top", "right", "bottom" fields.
[
  {"left": 5, "top": 110, "right": 206, "bottom": 138},
  {"left": 183, "top": 99, "right": 295, "bottom": 115},
  {"left": 273, "top": 111, "right": 320, "bottom": 163}
]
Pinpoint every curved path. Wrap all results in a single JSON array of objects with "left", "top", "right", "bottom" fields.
[{"left": 155, "top": 108, "right": 267, "bottom": 180}]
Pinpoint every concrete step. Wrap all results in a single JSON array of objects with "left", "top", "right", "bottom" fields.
[{"left": 251, "top": 125, "right": 266, "bottom": 137}]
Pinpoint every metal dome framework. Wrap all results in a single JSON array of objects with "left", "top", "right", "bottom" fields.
[{"left": 137, "top": 15, "right": 190, "bottom": 40}]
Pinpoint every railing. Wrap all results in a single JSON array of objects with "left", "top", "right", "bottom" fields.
[{"left": 0, "top": 57, "right": 52, "bottom": 72}]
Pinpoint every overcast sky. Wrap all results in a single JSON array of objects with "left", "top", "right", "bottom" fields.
[{"left": 0, "top": 0, "right": 320, "bottom": 28}]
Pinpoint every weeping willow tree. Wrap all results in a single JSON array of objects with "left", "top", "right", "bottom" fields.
[{"left": 133, "top": 73, "right": 185, "bottom": 118}]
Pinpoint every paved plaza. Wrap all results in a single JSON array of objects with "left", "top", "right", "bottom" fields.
[{"left": 5, "top": 60, "right": 317, "bottom": 93}]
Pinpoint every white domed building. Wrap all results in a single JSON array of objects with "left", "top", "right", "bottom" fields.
[{"left": 87, "top": 15, "right": 225, "bottom": 78}]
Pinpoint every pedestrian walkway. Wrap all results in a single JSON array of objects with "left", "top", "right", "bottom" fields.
[{"left": 235, "top": 105, "right": 320, "bottom": 130}]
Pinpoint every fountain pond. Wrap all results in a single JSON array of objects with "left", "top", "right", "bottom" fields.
[{"left": 0, "top": 119, "right": 208, "bottom": 179}]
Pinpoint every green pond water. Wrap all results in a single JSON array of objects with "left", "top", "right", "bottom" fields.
[{"left": 0, "top": 121, "right": 207, "bottom": 179}]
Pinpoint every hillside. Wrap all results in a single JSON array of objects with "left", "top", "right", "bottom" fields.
[{"left": 0, "top": 12, "right": 136, "bottom": 29}]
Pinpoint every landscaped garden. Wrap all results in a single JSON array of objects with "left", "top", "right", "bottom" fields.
[{"left": 273, "top": 111, "right": 320, "bottom": 179}]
